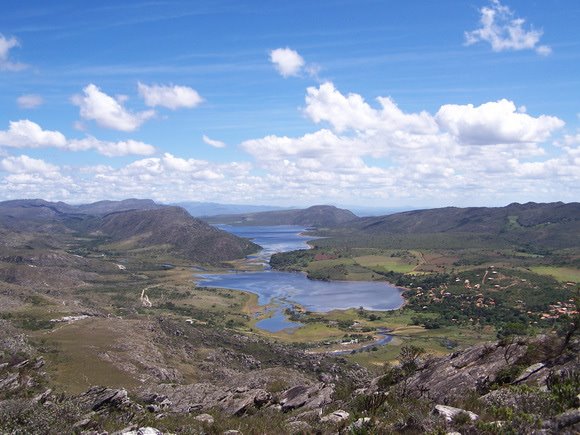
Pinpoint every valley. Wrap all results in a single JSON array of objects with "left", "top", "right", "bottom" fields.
[{"left": 0, "top": 199, "right": 578, "bottom": 434}]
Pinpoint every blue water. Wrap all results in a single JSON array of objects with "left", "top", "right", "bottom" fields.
[
  {"left": 198, "top": 225, "right": 403, "bottom": 332},
  {"left": 199, "top": 270, "right": 403, "bottom": 312}
]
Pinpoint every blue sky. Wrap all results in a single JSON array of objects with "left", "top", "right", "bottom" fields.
[{"left": 0, "top": 0, "right": 578, "bottom": 207}]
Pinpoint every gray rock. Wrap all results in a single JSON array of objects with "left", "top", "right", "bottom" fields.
[
  {"left": 320, "top": 409, "right": 349, "bottom": 424},
  {"left": 79, "top": 386, "right": 130, "bottom": 411},
  {"left": 194, "top": 413, "right": 215, "bottom": 425},
  {"left": 280, "top": 383, "right": 334, "bottom": 411},
  {"left": 404, "top": 341, "right": 528, "bottom": 401},
  {"left": 121, "top": 428, "right": 163, "bottom": 435},
  {"left": 513, "top": 362, "right": 545, "bottom": 384},
  {"left": 348, "top": 417, "right": 371, "bottom": 430},
  {"left": 433, "top": 404, "right": 478, "bottom": 422}
]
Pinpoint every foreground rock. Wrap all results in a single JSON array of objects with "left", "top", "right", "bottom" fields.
[{"left": 433, "top": 404, "right": 478, "bottom": 422}]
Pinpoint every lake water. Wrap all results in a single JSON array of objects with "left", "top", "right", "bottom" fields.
[{"left": 197, "top": 225, "right": 403, "bottom": 331}]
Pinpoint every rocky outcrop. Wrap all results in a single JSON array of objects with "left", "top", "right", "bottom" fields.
[
  {"left": 433, "top": 404, "right": 478, "bottom": 422},
  {"left": 78, "top": 386, "right": 132, "bottom": 412},
  {"left": 280, "top": 383, "right": 334, "bottom": 411},
  {"left": 403, "top": 340, "right": 529, "bottom": 401},
  {"left": 140, "top": 381, "right": 334, "bottom": 417}
]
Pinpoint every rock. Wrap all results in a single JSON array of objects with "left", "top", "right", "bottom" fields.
[
  {"left": 513, "top": 362, "right": 545, "bottom": 384},
  {"left": 433, "top": 404, "right": 478, "bottom": 422},
  {"left": 13, "top": 359, "right": 30, "bottom": 369},
  {"left": 289, "top": 408, "right": 322, "bottom": 422},
  {"left": 72, "top": 417, "right": 94, "bottom": 430},
  {"left": 221, "top": 388, "right": 272, "bottom": 415},
  {"left": 542, "top": 408, "right": 580, "bottom": 431},
  {"left": 79, "top": 386, "right": 130, "bottom": 411},
  {"left": 280, "top": 383, "right": 334, "bottom": 411},
  {"left": 32, "top": 357, "right": 45, "bottom": 369},
  {"left": 320, "top": 409, "right": 349, "bottom": 424},
  {"left": 195, "top": 413, "right": 215, "bottom": 425},
  {"left": 223, "top": 431, "right": 241, "bottom": 434},
  {"left": 0, "top": 373, "right": 20, "bottom": 390},
  {"left": 286, "top": 421, "right": 312, "bottom": 433},
  {"left": 146, "top": 404, "right": 160, "bottom": 413},
  {"left": 348, "top": 417, "right": 371, "bottom": 430},
  {"left": 121, "top": 428, "right": 163, "bottom": 435},
  {"left": 404, "top": 341, "right": 528, "bottom": 401},
  {"left": 31, "top": 388, "right": 52, "bottom": 404}
]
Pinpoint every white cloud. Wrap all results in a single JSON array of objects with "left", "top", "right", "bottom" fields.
[
  {"left": 202, "top": 135, "right": 226, "bottom": 148},
  {"left": 138, "top": 82, "right": 203, "bottom": 110},
  {"left": 17, "top": 94, "right": 44, "bottom": 109},
  {"left": 0, "top": 34, "right": 27, "bottom": 71},
  {"left": 0, "top": 120, "right": 67, "bottom": 148},
  {"left": 270, "top": 47, "right": 305, "bottom": 78},
  {"left": 67, "top": 137, "right": 156, "bottom": 157},
  {"left": 0, "top": 82, "right": 576, "bottom": 206},
  {"left": 72, "top": 84, "right": 155, "bottom": 131},
  {"left": 465, "top": 0, "right": 551, "bottom": 55},
  {"left": 435, "top": 99, "right": 564, "bottom": 144},
  {"left": 304, "top": 82, "right": 437, "bottom": 134},
  {"left": 241, "top": 82, "right": 573, "bottom": 204},
  {"left": 1, "top": 155, "right": 59, "bottom": 174},
  {"left": 0, "top": 120, "right": 155, "bottom": 157}
]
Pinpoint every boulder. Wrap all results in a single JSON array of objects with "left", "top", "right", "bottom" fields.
[
  {"left": 348, "top": 417, "right": 371, "bottom": 431},
  {"left": 280, "top": 383, "right": 334, "bottom": 411},
  {"left": 433, "top": 404, "right": 478, "bottom": 422},
  {"left": 321, "top": 409, "right": 349, "bottom": 424},
  {"left": 78, "top": 386, "right": 130, "bottom": 411},
  {"left": 194, "top": 413, "right": 215, "bottom": 425}
]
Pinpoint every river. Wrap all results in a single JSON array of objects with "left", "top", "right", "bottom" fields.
[{"left": 197, "top": 225, "right": 404, "bottom": 332}]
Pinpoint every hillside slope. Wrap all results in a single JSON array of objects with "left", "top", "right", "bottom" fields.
[
  {"left": 98, "top": 207, "right": 259, "bottom": 263},
  {"left": 348, "top": 202, "right": 580, "bottom": 249},
  {"left": 0, "top": 199, "right": 259, "bottom": 264}
]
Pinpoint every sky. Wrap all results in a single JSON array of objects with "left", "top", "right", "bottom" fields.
[{"left": 0, "top": 0, "right": 579, "bottom": 208}]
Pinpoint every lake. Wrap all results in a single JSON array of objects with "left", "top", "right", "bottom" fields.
[{"left": 197, "top": 225, "right": 404, "bottom": 332}]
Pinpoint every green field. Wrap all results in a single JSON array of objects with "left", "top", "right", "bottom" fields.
[
  {"left": 354, "top": 254, "right": 417, "bottom": 273},
  {"left": 530, "top": 266, "right": 580, "bottom": 283}
]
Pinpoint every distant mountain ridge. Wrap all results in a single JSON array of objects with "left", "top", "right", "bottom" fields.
[
  {"left": 346, "top": 201, "right": 580, "bottom": 249},
  {"left": 0, "top": 199, "right": 259, "bottom": 263},
  {"left": 206, "top": 205, "right": 358, "bottom": 227},
  {"left": 172, "top": 201, "right": 289, "bottom": 217}
]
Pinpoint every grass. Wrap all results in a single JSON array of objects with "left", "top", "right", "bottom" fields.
[
  {"left": 530, "top": 266, "right": 579, "bottom": 283},
  {"left": 354, "top": 255, "right": 416, "bottom": 273},
  {"left": 31, "top": 318, "right": 141, "bottom": 394}
]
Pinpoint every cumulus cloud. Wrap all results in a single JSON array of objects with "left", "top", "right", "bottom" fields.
[
  {"left": 202, "top": 135, "right": 226, "bottom": 148},
  {"left": 72, "top": 84, "right": 155, "bottom": 131},
  {"left": 241, "top": 82, "right": 573, "bottom": 204},
  {"left": 435, "top": 99, "right": 564, "bottom": 144},
  {"left": 0, "top": 120, "right": 67, "bottom": 148},
  {"left": 1, "top": 154, "right": 59, "bottom": 174},
  {"left": 304, "top": 82, "right": 437, "bottom": 134},
  {"left": 0, "top": 120, "right": 155, "bottom": 157},
  {"left": 465, "top": 0, "right": 551, "bottom": 55},
  {"left": 0, "top": 34, "right": 28, "bottom": 71},
  {"left": 0, "top": 82, "right": 575, "bottom": 206},
  {"left": 138, "top": 82, "right": 203, "bottom": 110},
  {"left": 17, "top": 94, "right": 44, "bottom": 109},
  {"left": 67, "top": 137, "right": 155, "bottom": 157},
  {"left": 270, "top": 47, "right": 305, "bottom": 78}
]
